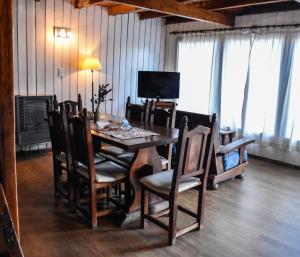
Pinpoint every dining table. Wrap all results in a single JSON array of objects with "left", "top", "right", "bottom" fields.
[{"left": 91, "top": 114, "right": 179, "bottom": 226}]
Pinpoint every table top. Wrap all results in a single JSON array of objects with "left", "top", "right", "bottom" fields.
[{"left": 91, "top": 114, "right": 179, "bottom": 151}]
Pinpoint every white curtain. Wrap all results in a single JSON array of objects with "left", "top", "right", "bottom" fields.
[
  {"left": 177, "top": 35, "right": 215, "bottom": 114},
  {"left": 243, "top": 33, "right": 283, "bottom": 143},
  {"left": 220, "top": 33, "right": 251, "bottom": 131},
  {"left": 176, "top": 29, "right": 300, "bottom": 153},
  {"left": 285, "top": 35, "right": 300, "bottom": 150}
]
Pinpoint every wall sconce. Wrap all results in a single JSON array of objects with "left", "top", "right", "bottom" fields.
[{"left": 54, "top": 27, "right": 72, "bottom": 38}]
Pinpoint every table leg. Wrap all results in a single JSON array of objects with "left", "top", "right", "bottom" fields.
[
  {"left": 118, "top": 146, "right": 162, "bottom": 226},
  {"left": 127, "top": 146, "right": 162, "bottom": 213}
]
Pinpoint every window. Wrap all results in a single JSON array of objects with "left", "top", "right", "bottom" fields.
[{"left": 176, "top": 31, "right": 300, "bottom": 150}]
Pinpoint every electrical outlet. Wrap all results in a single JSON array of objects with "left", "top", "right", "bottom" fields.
[{"left": 58, "top": 67, "right": 64, "bottom": 78}]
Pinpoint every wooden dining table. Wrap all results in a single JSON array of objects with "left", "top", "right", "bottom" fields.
[{"left": 91, "top": 114, "right": 179, "bottom": 225}]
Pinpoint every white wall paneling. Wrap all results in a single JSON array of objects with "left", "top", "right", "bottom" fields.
[
  {"left": 13, "top": 0, "right": 166, "bottom": 150},
  {"left": 13, "top": 0, "right": 166, "bottom": 113}
]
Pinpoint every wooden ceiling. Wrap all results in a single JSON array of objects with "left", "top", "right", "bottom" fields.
[{"left": 71, "top": 0, "right": 300, "bottom": 25}]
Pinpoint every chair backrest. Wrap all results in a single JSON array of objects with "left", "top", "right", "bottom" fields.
[
  {"left": 46, "top": 102, "right": 72, "bottom": 166},
  {"left": 149, "top": 100, "right": 176, "bottom": 128},
  {"left": 175, "top": 110, "right": 213, "bottom": 129},
  {"left": 125, "top": 96, "right": 149, "bottom": 122},
  {"left": 171, "top": 115, "right": 216, "bottom": 194},
  {"left": 175, "top": 110, "right": 223, "bottom": 175},
  {"left": 53, "top": 94, "right": 83, "bottom": 115},
  {"left": 68, "top": 109, "right": 96, "bottom": 181}
]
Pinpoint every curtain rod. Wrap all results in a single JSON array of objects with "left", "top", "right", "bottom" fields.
[{"left": 170, "top": 23, "right": 300, "bottom": 35}]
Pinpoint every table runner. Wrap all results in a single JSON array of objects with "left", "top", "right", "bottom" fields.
[{"left": 91, "top": 121, "right": 160, "bottom": 140}]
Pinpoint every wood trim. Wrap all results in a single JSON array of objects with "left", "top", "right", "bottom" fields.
[
  {"left": 107, "top": 5, "right": 139, "bottom": 15},
  {"left": 198, "top": 0, "right": 290, "bottom": 11},
  {"left": 248, "top": 154, "right": 300, "bottom": 170},
  {"left": 0, "top": 0, "right": 19, "bottom": 237},
  {"left": 75, "top": 0, "right": 234, "bottom": 26},
  {"left": 139, "top": 11, "right": 170, "bottom": 20}
]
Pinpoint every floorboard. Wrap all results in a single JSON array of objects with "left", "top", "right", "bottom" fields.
[{"left": 16, "top": 151, "right": 300, "bottom": 257}]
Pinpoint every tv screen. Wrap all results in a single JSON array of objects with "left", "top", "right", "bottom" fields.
[{"left": 138, "top": 71, "right": 180, "bottom": 99}]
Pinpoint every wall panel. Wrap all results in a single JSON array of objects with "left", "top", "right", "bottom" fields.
[
  {"left": 13, "top": 0, "right": 166, "bottom": 150},
  {"left": 13, "top": 0, "right": 166, "bottom": 114}
]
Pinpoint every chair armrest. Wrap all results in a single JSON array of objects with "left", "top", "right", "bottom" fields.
[
  {"left": 217, "top": 138, "right": 255, "bottom": 156},
  {"left": 219, "top": 129, "right": 236, "bottom": 136},
  {"left": 219, "top": 129, "right": 236, "bottom": 144}
]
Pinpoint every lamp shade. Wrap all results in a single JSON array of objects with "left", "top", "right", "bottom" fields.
[{"left": 82, "top": 58, "right": 102, "bottom": 71}]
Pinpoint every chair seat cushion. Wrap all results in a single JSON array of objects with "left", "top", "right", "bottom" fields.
[
  {"left": 222, "top": 150, "right": 248, "bottom": 171},
  {"left": 160, "top": 157, "right": 169, "bottom": 169},
  {"left": 56, "top": 152, "right": 105, "bottom": 164},
  {"left": 140, "top": 171, "right": 201, "bottom": 195},
  {"left": 118, "top": 152, "right": 135, "bottom": 164},
  {"left": 100, "top": 144, "right": 132, "bottom": 157},
  {"left": 118, "top": 153, "right": 169, "bottom": 169},
  {"left": 77, "top": 161, "right": 127, "bottom": 183}
]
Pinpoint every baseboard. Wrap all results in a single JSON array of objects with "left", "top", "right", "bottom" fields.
[{"left": 249, "top": 154, "right": 300, "bottom": 170}]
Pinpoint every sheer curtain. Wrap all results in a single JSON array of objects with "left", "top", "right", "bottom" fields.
[
  {"left": 177, "top": 35, "right": 216, "bottom": 114},
  {"left": 243, "top": 33, "right": 283, "bottom": 143},
  {"left": 220, "top": 33, "right": 251, "bottom": 131},
  {"left": 284, "top": 34, "right": 300, "bottom": 150},
  {"left": 176, "top": 29, "right": 300, "bottom": 157}
]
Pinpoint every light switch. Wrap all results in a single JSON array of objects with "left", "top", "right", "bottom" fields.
[{"left": 58, "top": 67, "right": 64, "bottom": 78}]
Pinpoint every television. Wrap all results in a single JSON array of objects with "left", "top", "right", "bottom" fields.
[{"left": 138, "top": 71, "right": 180, "bottom": 99}]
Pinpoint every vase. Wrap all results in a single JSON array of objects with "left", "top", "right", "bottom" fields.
[{"left": 94, "top": 111, "right": 101, "bottom": 123}]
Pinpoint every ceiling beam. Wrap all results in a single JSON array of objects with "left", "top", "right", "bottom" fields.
[
  {"left": 139, "top": 11, "right": 170, "bottom": 20},
  {"left": 165, "top": 16, "right": 194, "bottom": 24},
  {"left": 75, "top": 0, "right": 234, "bottom": 26},
  {"left": 107, "top": 4, "right": 139, "bottom": 15},
  {"left": 198, "top": 0, "right": 291, "bottom": 11},
  {"left": 75, "top": 0, "right": 104, "bottom": 8}
]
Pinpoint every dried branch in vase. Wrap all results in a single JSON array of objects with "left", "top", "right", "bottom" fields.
[{"left": 93, "top": 83, "right": 112, "bottom": 113}]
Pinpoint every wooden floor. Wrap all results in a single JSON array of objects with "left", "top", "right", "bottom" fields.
[{"left": 16, "top": 151, "right": 300, "bottom": 257}]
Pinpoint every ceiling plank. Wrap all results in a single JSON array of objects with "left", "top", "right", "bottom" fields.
[
  {"left": 198, "top": 0, "right": 291, "bottom": 11},
  {"left": 236, "top": 1, "right": 300, "bottom": 15},
  {"left": 75, "top": 0, "right": 234, "bottom": 26},
  {"left": 139, "top": 11, "right": 170, "bottom": 20},
  {"left": 107, "top": 4, "right": 139, "bottom": 15},
  {"left": 165, "top": 16, "right": 194, "bottom": 24}
]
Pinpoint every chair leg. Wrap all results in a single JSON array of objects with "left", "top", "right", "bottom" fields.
[
  {"left": 67, "top": 169, "right": 75, "bottom": 207},
  {"left": 168, "top": 201, "right": 177, "bottom": 246},
  {"left": 197, "top": 186, "right": 205, "bottom": 231},
  {"left": 106, "top": 187, "right": 110, "bottom": 205},
  {"left": 74, "top": 173, "right": 80, "bottom": 208},
  {"left": 90, "top": 185, "right": 98, "bottom": 229},
  {"left": 140, "top": 187, "right": 148, "bottom": 229},
  {"left": 53, "top": 159, "right": 61, "bottom": 199}
]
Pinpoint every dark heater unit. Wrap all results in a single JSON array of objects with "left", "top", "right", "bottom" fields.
[{"left": 15, "top": 95, "right": 52, "bottom": 146}]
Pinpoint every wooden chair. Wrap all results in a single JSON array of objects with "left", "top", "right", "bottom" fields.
[
  {"left": 125, "top": 96, "right": 149, "bottom": 122},
  {"left": 46, "top": 101, "right": 74, "bottom": 204},
  {"left": 148, "top": 100, "right": 176, "bottom": 170},
  {"left": 175, "top": 110, "right": 255, "bottom": 190},
  {"left": 139, "top": 115, "right": 217, "bottom": 245},
  {"left": 69, "top": 109, "right": 128, "bottom": 228},
  {"left": 53, "top": 94, "right": 83, "bottom": 115}
]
